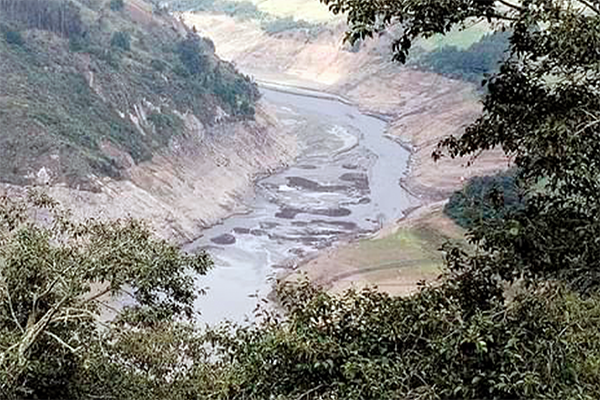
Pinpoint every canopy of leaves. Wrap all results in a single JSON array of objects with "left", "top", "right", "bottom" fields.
[
  {"left": 110, "top": 0, "right": 124, "bottom": 12},
  {"left": 191, "top": 280, "right": 600, "bottom": 400},
  {"left": 110, "top": 31, "right": 131, "bottom": 51},
  {"left": 413, "top": 31, "right": 510, "bottom": 83},
  {"left": 321, "top": 0, "right": 600, "bottom": 292},
  {"left": 445, "top": 171, "right": 524, "bottom": 228},
  {"left": 0, "top": 193, "right": 211, "bottom": 399}
]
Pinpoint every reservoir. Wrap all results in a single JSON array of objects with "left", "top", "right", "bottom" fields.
[{"left": 187, "top": 86, "right": 416, "bottom": 324}]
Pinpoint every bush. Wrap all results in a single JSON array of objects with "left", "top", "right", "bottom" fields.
[
  {"left": 414, "top": 31, "right": 510, "bottom": 84},
  {"left": 444, "top": 171, "right": 524, "bottom": 228},
  {"left": 176, "top": 37, "right": 210, "bottom": 74},
  {"left": 3, "top": 29, "right": 24, "bottom": 47},
  {"left": 69, "top": 34, "right": 90, "bottom": 52},
  {"left": 150, "top": 58, "right": 167, "bottom": 72},
  {"left": 110, "top": 0, "right": 124, "bottom": 11},
  {"left": 110, "top": 31, "right": 131, "bottom": 51}
]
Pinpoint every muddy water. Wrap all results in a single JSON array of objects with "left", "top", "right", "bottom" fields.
[{"left": 187, "top": 87, "right": 416, "bottom": 324}]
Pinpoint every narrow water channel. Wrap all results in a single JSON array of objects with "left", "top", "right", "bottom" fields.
[{"left": 187, "top": 86, "right": 416, "bottom": 324}]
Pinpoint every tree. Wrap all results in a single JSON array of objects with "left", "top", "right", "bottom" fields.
[
  {"left": 193, "top": 279, "right": 600, "bottom": 400},
  {"left": 0, "top": 192, "right": 211, "bottom": 398},
  {"left": 414, "top": 31, "right": 510, "bottom": 83},
  {"left": 110, "top": 0, "right": 124, "bottom": 11},
  {"left": 177, "top": 35, "right": 210, "bottom": 75},
  {"left": 321, "top": 0, "right": 600, "bottom": 292},
  {"left": 111, "top": 30, "right": 131, "bottom": 51}
]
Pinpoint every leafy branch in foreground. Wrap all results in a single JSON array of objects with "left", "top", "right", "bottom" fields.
[
  {"left": 0, "top": 192, "right": 211, "bottom": 399},
  {"left": 323, "top": 0, "right": 600, "bottom": 292}
]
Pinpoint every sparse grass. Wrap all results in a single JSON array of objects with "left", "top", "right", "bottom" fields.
[{"left": 301, "top": 208, "right": 466, "bottom": 296}]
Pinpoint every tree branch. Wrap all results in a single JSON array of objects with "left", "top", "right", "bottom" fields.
[
  {"left": 576, "top": 0, "right": 600, "bottom": 15},
  {"left": 45, "top": 331, "right": 80, "bottom": 354},
  {"left": 496, "top": 0, "right": 525, "bottom": 11},
  {"left": 83, "top": 285, "right": 112, "bottom": 304},
  {"left": 488, "top": 12, "right": 518, "bottom": 21},
  {"left": 4, "top": 286, "right": 24, "bottom": 333},
  {"left": 18, "top": 293, "right": 71, "bottom": 365},
  {"left": 0, "top": 343, "right": 19, "bottom": 369},
  {"left": 296, "top": 384, "right": 324, "bottom": 400}
]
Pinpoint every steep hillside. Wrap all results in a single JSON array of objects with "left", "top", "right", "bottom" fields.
[
  {"left": 0, "top": 0, "right": 259, "bottom": 189},
  {"left": 0, "top": 0, "right": 298, "bottom": 241}
]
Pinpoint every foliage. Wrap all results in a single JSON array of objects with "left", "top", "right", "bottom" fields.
[
  {"left": 321, "top": 0, "right": 600, "bottom": 291},
  {"left": 413, "top": 31, "right": 510, "bottom": 83},
  {"left": 191, "top": 280, "right": 600, "bottom": 400},
  {"left": 176, "top": 36, "right": 210, "bottom": 75},
  {"left": 109, "top": 0, "right": 124, "bottom": 12},
  {"left": 110, "top": 31, "right": 131, "bottom": 51},
  {"left": 147, "top": 112, "right": 185, "bottom": 145},
  {"left": 0, "top": 0, "right": 260, "bottom": 187},
  {"left": 166, "top": 0, "right": 325, "bottom": 37},
  {"left": 445, "top": 171, "right": 524, "bottom": 229},
  {"left": 0, "top": 193, "right": 212, "bottom": 399},
  {"left": 2, "top": 29, "right": 23, "bottom": 47}
]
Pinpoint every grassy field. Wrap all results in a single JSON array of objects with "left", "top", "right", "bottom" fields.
[{"left": 298, "top": 204, "right": 466, "bottom": 296}]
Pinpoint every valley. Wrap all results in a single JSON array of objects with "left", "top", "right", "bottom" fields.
[{"left": 176, "top": 7, "right": 509, "bottom": 320}]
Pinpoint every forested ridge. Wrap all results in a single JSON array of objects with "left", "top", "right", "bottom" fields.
[
  {"left": 0, "top": 0, "right": 259, "bottom": 189},
  {"left": 2, "top": 0, "right": 600, "bottom": 399},
  {"left": 0, "top": 0, "right": 85, "bottom": 37}
]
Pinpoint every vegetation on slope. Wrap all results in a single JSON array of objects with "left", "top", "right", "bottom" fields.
[
  {"left": 444, "top": 171, "right": 524, "bottom": 229},
  {"left": 0, "top": 0, "right": 259, "bottom": 189},
  {"left": 165, "top": 0, "right": 328, "bottom": 38},
  {"left": 412, "top": 31, "right": 510, "bottom": 84}
]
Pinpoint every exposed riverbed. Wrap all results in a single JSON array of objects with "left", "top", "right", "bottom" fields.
[{"left": 186, "top": 86, "right": 416, "bottom": 324}]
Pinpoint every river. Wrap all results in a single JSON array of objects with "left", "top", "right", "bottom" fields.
[{"left": 186, "top": 86, "right": 416, "bottom": 324}]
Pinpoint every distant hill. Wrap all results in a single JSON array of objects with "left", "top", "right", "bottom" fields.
[{"left": 0, "top": 0, "right": 259, "bottom": 189}]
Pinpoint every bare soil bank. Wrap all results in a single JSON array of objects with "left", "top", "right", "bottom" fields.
[{"left": 1, "top": 102, "right": 297, "bottom": 242}]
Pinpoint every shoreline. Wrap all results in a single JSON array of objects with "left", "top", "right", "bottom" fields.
[{"left": 183, "top": 80, "right": 423, "bottom": 251}]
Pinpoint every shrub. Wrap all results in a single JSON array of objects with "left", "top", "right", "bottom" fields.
[
  {"left": 110, "top": 0, "right": 124, "bottom": 11},
  {"left": 110, "top": 31, "right": 131, "bottom": 51},
  {"left": 177, "top": 37, "right": 210, "bottom": 75},
  {"left": 444, "top": 171, "right": 524, "bottom": 228},
  {"left": 68, "top": 34, "right": 90, "bottom": 52},
  {"left": 150, "top": 58, "right": 167, "bottom": 72},
  {"left": 3, "top": 29, "right": 24, "bottom": 47}
]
